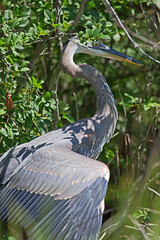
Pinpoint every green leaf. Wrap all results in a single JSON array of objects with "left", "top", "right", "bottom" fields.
[
  {"left": 21, "top": 61, "right": 29, "bottom": 68},
  {"left": 8, "top": 236, "right": 16, "bottom": 240},
  {"left": 88, "top": 1, "right": 95, "bottom": 8},
  {"left": 44, "top": 10, "right": 52, "bottom": 24},
  {"left": 44, "top": 10, "right": 52, "bottom": 20},
  {"left": 27, "top": 77, "right": 32, "bottom": 86},
  {"left": 22, "top": 8, "right": 31, "bottom": 17},
  {"left": 86, "top": 29, "right": 92, "bottom": 38},
  {"left": 15, "top": 44, "right": 24, "bottom": 50},
  {"left": 32, "top": 76, "right": 37, "bottom": 85},
  {"left": 19, "top": 19, "right": 29, "bottom": 27},
  {"left": 106, "top": 21, "right": 112, "bottom": 27},
  {"left": 45, "top": 91, "right": 51, "bottom": 99},
  {"left": 92, "top": 28, "right": 101, "bottom": 37},
  {"left": 20, "top": 67, "right": 30, "bottom": 72},
  {"left": 5, "top": 125, "right": 14, "bottom": 139},
  {"left": 51, "top": 8, "right": 57, "bottom": 22},
  {"left": 63, "top": 21, "right": 69, "bottom": 30},
  {"left": 50, "top": 99, "right": 56, "bottom": 109},
  {"left": 0, "top": 40, "right": 5, "bottom": 46},
  {"left": 101, "top": 35, "right": 111, "bottom": 40},
  {"left": 78, "top": 31, "right": 84, "bottom": 38},
  {"left": 38, "top": 26, "right": 50, "bottom": 35},
  {"left": 51, "top": 23, "right": 58, "bottom": 28},
  {"left": 62, "top": 113, "right": 75, "bottom": 123},
  {"left": 4, "top": 10, "right": 13, "bottom": 20},
  {"left": 10, "top": 46, "right": 19, "bottom": 56},
  {"left": 11, "top": 18, "right": 20, "bottom": 28},
  {"left": 133, "top": 209, "right": 145, "bottom": 219},
  {"left": 0, "top": 109, "right": 6, "bottom": 115},
  {"left": 35, "top": 83, "right": 42, "bottom": 89},
  {"left": 113, "top": 33, "right": 120, "bottom": 41},
  {"left": 0, "top": 128, "right": 8, "bottom": 137}
]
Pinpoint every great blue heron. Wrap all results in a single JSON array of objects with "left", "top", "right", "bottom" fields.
[{"left": 0, "top": 38, "right": 142, "bottom": 240}]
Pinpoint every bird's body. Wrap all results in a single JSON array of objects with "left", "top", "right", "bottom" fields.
[
  {"left": 0, "top": 38, "right": 142, "bottom": 240},
  {"left": 5, "top": 93, "right": 13, "bottom": 110},
  {"left": 0, "top": 119, "right": 113, "bottom": 240}
]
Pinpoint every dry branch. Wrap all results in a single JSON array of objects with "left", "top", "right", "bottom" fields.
[
  {"left": 72, "top": 0, "right": 88, "bottom": 30},
  {"left": 104, "top": 0, "right": 160, "bottom": 64}
]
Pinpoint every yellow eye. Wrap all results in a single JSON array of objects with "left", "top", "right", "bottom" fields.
[{"left": 93, "top": 42, "right": 98, "bottom": 47}]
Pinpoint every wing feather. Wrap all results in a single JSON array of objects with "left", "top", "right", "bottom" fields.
[{"left": 0, "top": 146, "right": 109, "bottom": 239}]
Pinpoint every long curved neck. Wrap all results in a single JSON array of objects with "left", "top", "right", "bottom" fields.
[{"left": 61, "top": 41, "right": 118, "bottom": 152}]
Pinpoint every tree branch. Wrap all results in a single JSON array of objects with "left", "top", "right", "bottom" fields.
[
  {"left": 72, "top": 0, "right": 88, "bottom": 30},
  {"left": 28, "top": 35, "right": 52, "bottom": 73},
  {"left": 104, "top": 0, "right": 160, "bottom": 64},
  {"left": 128, "top": 29, "right": 160, "bottom": 51},
  {"left": 15, "top": 34, "right": 53, "bottom": 93}
]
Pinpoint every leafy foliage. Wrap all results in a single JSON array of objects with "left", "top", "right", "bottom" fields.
[{"left": 0, "top": 0, "right": 160, "bottom": 239}]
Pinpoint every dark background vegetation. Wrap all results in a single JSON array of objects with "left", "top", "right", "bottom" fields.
[{"left": 0, "top": 0, "right": 160, "bottom": 239}]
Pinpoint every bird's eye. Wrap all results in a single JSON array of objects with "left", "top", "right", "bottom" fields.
[{"left": 93, "top": 42, "right": 98, "bottom": 47}]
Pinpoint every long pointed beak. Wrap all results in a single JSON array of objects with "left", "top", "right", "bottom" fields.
[
  {"left": 84, "top": 41, "right": 143, "bottom": 66},
  {"left": 76, "top": 40, "right": 143, "bottom": 66},
  {"left": 102, "top": 46, "right": 143, "bottom": 66}
]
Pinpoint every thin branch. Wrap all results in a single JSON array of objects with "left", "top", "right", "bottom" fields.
[
  {"left": 51, "top": 0, "right": 62, "bottom": 130},
  {"left": 5, "top": 113, "right": 21, "bottom": 127},
  {"left": 24, "top": 36, "right": 57, "bottom": 46},
  {"left": 151, "top": 0, "right": 160, "bottom": 32},
  {"left": 28, "top": 35, "right": 52, "bottom": 73},
  {"left": 101, "top": 138, "right": 160, "bottom": 238},
  {"left": 15, "top": 34, "right": 53, "bottom": 93},
  {"left": 117, "top": 85, "right": 127, "bottom": 131},
  {"left": 128, "top": 29, "right": 160, "bottom": 50},
  {"left": 148, "top": 186, "right": 160, "bottom": 197},
  {"left": 73, "top": 92, "right": 79, "bottom": 121},
  {"left": 138, "top": 0, "right": 150, "bottom": 35},
  {"left": 139, "top": 207, "right": 160, "bottom": 215},
  {"left": 52, "top": 61, "right": 61, "bottom": 130},
  {"left": 104, "top": 0, "right": 160, "bottom": 64},
  {"left": 130, "top": 218, "right": 151, "bottom": 240},
  {"left": 72, "top": 0, "right": 88, "bottom": 31},
  {"left": 116, "top": 149, "right": 121, "bottom": 180}
]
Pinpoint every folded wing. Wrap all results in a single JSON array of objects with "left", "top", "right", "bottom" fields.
[{"left": 0, "top": 145, "right": 109, "bottom": 240}]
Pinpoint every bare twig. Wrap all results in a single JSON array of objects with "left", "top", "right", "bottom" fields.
[
  {"left": 101, "top": 138, "right": 160, "bottom": 238},
  {"left": 72, "top": 0, "right": 88, "bottom": 31},
  {"left": 104, "top": 0, "right": 160, "bottom": 64},
  {"left": 116, "top": 149, "right": 121, "bottom": 180},
  {"left": 52, "top": 61, "right": 61, "bottom": 130},
  {"left": 117, "top": 85, "right": 127, "bottom": 131},
  {"left": 73, "top": 92, "right": 79, "bottom": 121},
  {"left": 148, "top": 186, "right": 160, "bottom": 197},
  {"left": 139, "top": 207, "right": 160, "bottom": 215},
  {"left": 29, "top": 35, "right": 52, "bottom": 73},
  {"left": 138, "top": 0, "right": 150, "bottom": 35},
  {"left": 24, "top": 35, "right": 74, "bottom": 47},
  {"left": 5, "top": 113, "right": 21, "bottom": 127},
  {"left": 130, "top": 218, "right": 151, "bottom": 240},
  {"left": 151, "top": 0, "right": 160, "bottom": 30},
  {"left": 15, "top": 34, "right": 54, "bottom": 94},
  {"left": 128, "top": 29, "right": 160, "bottom": 50},
  {"left": 50, "top": 0, "right": 62, "bottom": 130},
  {"left": 117, "top": 85, "right": 130, "bottom": 175}
]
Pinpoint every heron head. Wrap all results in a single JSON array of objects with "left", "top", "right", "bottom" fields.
[{"left": 71, "top": 38, "right": 143, "bottom": 66}]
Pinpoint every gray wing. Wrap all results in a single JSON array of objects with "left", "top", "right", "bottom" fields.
[{"left": 0, "top": 146, "right": 109, "bottom": 240}]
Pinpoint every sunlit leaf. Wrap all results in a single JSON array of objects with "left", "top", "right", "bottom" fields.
[
  {"left": 0, "top": 128, "right": 8, "bottom": 137},
  {"left": 4, "top": 10, "right": 13, "bottom": 20},
  {"left": 20, "top": 67, "right": 30, "bottom": 72},
  {"left": 0, "top": 109, "right": 6, "bottom": 115}
]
